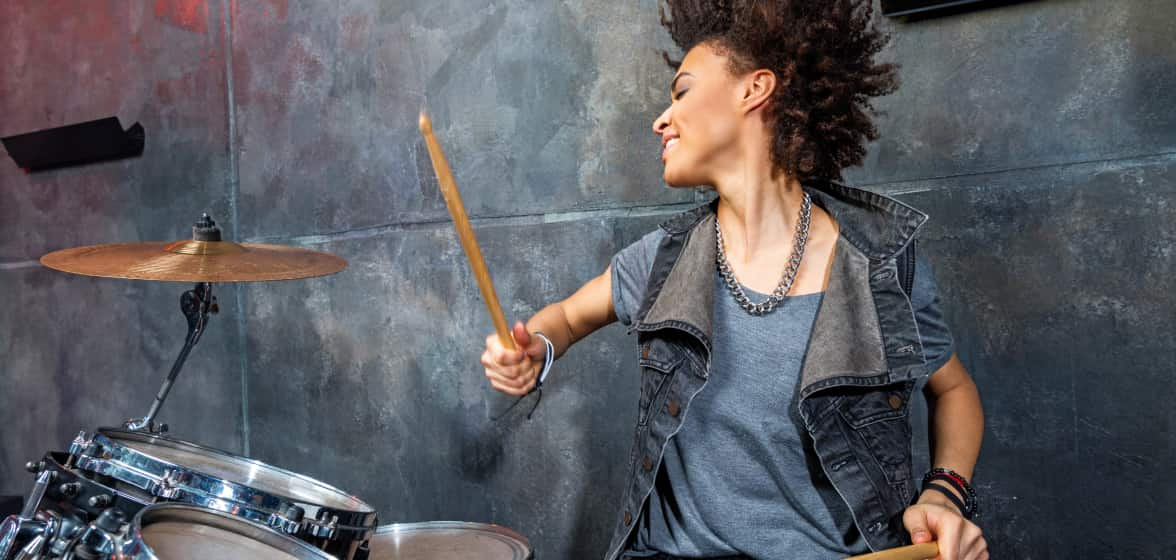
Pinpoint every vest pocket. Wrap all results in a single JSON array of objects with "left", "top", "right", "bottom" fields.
[
  {"left": 637, "top": 342, "right": 679, "bottom": 426},
  {"left": 838, "top": 381, "right": 915, "bottom": 484}
]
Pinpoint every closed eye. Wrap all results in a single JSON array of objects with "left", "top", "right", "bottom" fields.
[{"left": 674, "top": 88, "right": 689, "bottom": 101}]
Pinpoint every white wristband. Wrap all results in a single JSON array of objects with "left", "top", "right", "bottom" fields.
[{"left": 534, "top": 332, "right": 555, "bottom": 387}]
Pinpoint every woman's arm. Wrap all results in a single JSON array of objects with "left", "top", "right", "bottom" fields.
[
  {"left": 481, "top": 266, "right": 618, "bottom": 395},
  {"left": 903, "top": 353, "right": 988, "bottom": 560},
  {"left": 924, "top": 353, "right": 984, "bottom": 481}
]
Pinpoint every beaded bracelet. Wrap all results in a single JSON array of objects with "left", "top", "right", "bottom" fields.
[{"left": 921, "top": 468, "right": 979, "bottom": 519}]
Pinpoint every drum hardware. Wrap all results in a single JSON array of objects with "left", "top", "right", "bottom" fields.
[
  {"left": 116, "top": 216, "right": 216, "bottom": 433},
  {"left": 124, "top": 281, "right": 215, "bottom": 433},
  {"left": 0, "top": 465, "right": 59, "bottom": 560},
  {"left": 69, "top": 509, "right": 128, "bottom": 560},
  {"left": 60, "top": 428, "right": 377, "bottom": 558},
  {"left": 268, "top": 505, "right": 306, "bottom": 535}
]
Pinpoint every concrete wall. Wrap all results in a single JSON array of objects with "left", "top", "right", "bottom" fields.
[{"left": 2, "top": 1, "right": 1173, "bottom": 559}]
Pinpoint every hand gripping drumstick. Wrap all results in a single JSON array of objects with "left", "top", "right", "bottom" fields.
[
  {"left": 419, "top": 111, "right": 516, "bottom": 351},
  {"left": 843, "top": 542, "right": 939, "bottom": 560}
]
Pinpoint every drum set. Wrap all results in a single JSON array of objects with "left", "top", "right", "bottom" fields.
[{"left": 2, "top": 215, "right": 532, "bottom": 559}]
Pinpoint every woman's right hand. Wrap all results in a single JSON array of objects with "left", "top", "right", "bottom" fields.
[{"left": 481, "top": 321, "right": 548, "bottom": 396}]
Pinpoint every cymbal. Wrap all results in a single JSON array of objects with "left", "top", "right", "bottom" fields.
[{"left": 40, "top": 215, "right": 346, "bottom": 282}]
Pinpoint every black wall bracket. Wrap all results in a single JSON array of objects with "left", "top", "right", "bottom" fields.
[
  {"left": 2, "top": 117, "right": 145, "bottom": 172},
  {"left": 883, "top": 0, "right": 1033, "bottom": 19}
]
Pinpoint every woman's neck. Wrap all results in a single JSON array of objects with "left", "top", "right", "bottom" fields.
[{"left": 712, "top": 159, "right": 807, "bottom": 265}]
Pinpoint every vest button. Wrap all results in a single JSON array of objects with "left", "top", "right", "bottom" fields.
[
  {"left": 888, "top": 394, "right": 903, "bottom": 410},
  {"left": 624, "top": 511, "right": 632, "bottom": 526},
  {"left": 643, "top": 455, "right": 653, "bottom": 472},
  {"left": 667, "top": 401, "right": 681, "bottom": 417},
  {"left": 641, "top": 344, "right": 650, "bottom": 359}
]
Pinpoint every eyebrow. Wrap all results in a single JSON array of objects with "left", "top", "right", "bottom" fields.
[{"left": 670, "top": 72, "right": 693, "bottom": 92}]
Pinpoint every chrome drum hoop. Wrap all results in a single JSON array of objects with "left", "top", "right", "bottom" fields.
[
  {"left": 367, "top": 521, "right": 533, "bottom": 560},
  {"left": 70, "top": 429, "right": 377, "bottom": 545},
  {"left": 0, "top": 516, "right": 19, "bottom": 560},
  {"left": 122, "top": 503, "right": 336, "bottom": 560}
]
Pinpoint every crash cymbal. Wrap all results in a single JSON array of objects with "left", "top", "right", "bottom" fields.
[{"left": 40, "top": 214, "right": 346, "bottom": 282}]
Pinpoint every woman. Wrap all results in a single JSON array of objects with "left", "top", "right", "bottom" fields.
[{"left": 481, "top": 1, "right": 986, "bottom": 559}]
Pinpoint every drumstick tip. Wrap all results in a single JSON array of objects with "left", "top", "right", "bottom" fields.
[{"left": 418, "top": 111, "right": 433, "bottom": 135}]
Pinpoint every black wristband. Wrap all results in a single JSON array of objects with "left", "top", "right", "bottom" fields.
[
  {"left": 921, "top": 468, "right": 979, "bottom": 519},
  {"left": 921, "top": 482, "right": 967, "bottom": 516}
]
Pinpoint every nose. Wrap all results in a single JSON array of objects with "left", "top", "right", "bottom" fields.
[{"left": 652, "top": 105, "right": 671, "bottom": 136}]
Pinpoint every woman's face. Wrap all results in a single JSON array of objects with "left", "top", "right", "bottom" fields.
[{"left": 653, "top": 42, "right": 745, "bottom": 188}]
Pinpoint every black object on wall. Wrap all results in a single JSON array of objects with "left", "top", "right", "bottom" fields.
[
  {"left": 882, "top": 0, "right": 1030, "bottom": 18},
  {"left": 2, "top": 117, "right": 145, "bottom": 172}
]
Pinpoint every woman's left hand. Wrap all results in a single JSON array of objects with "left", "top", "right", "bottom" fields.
[{"left": 902, "top": 493, "right": 988, "bottom": 560}]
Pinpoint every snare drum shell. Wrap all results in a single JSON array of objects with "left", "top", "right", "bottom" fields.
[{"left": 366, "top": 521, "right": 533, "bottom": 560}]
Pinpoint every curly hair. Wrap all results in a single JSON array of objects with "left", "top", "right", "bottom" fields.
[{"left": 659, "top": 0, "right": 898, "bottom": 181}]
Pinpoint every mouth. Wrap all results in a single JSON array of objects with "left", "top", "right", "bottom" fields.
[{"left": 662, "top": 137, "right": 679, "bottom": 159}]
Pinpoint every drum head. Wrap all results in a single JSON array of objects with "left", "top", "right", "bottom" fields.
[
  {"left": 367, "top": 522, "right": 532, "bottom": 560},
  {"left": 133, "top": 504, "right": 334, "bottom": 560},
  {"left": 98, "top": 429, "right": 371, "bottom": 513}
]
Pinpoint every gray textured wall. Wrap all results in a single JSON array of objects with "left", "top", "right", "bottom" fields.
[
  {"left": 2, "top": 1, "right": 1174, "bottom": 559},
  {"left": 0, "top": 0, "right": 244, "bottom": 491}
]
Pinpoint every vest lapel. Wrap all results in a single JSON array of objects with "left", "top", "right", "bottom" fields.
[
  {"left": 636, "top": 212, "right": 716, "bottom": 352},
  {"left": 798, "top": 236, "right": 889, "bottom": 397}
]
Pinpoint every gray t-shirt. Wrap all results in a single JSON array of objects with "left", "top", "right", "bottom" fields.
[{"left": 611, "top": 228, "right": 954, "bottom": 559}]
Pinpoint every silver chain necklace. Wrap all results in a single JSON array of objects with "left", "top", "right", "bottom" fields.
[{"left": 716, "top": 192, "right": 812, "bottom": 316}]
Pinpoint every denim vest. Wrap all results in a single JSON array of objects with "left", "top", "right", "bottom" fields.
[{"left": 604, "top": 180, "right": 935, "bottom": 559}]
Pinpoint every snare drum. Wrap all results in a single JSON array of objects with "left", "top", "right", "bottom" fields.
[
  {"left": 366, "top": 522, "right": 533, "bottom": 559},
  {"left": 123, "top": 503, "right": 337, "bottom": 560},
  {"left": 69, "top": 428, "right": 377, "bottom": 559}
]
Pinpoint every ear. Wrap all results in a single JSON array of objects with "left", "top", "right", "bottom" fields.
[{"left": 740, "top": 69, "right": 777, "bottom": 114}]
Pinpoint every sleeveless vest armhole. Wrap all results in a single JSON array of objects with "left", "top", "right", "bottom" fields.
[{"left": 898, "top": 240, "right": 917, "bottom": 298}]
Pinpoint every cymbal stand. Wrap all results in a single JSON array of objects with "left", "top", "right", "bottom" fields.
[{"left": 124, "top": 282, "right": 218, "bottom": 433}]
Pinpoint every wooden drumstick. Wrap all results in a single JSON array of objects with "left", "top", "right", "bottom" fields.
[
  {"left": 419, "top": 111, "right": 516, "bottom": 351},
  {"left": 844, "top": 542, "right": 939, "bottom": 560}
]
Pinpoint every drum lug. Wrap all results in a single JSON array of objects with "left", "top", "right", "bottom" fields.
[
  {"left": 151, "top": 470, "right": 182, "bottom": 500},
  {"left": 68, "top": 431, "right": 91, "bottom": 457},
  {"left": 306, "top": 513, "right": 339, "bottom": 539},
  {"left": 268, "top": 505, "right": 305, "bottom": 535},
  {"left": 74, "top": 509, "right": 127, "bottom": 559}
]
